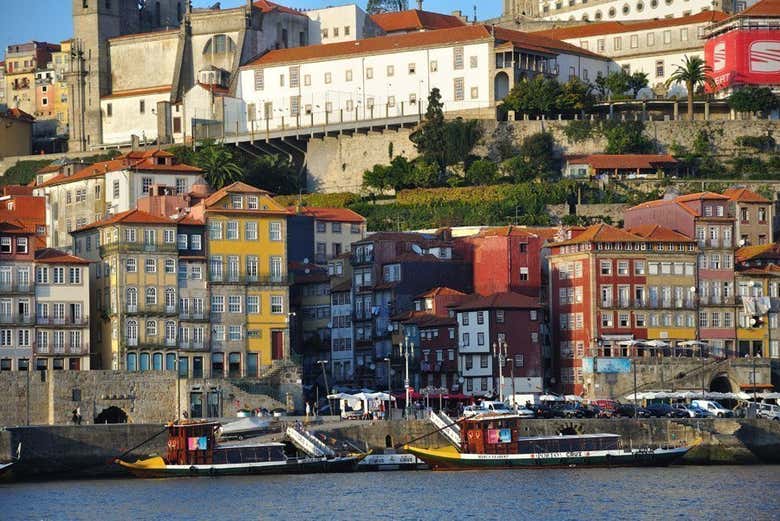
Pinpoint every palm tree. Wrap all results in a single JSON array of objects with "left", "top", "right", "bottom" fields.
[
  {"left": 665, "top": 55, "right": 716, "bottom": 121},
  {"left": 196, "top": 144, "right": 244, "bottom": 189}
]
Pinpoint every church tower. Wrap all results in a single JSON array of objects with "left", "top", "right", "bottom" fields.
[{"left": 67, "top": 0, "right": 182, "bottom": 152}]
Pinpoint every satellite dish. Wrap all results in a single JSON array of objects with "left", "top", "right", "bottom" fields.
[
  {"left": 305, "top": 268, "right": 310, "bottom": 274},
  {"left": 357, "top": 359, "right": 364, "bottom": 366},
  {"left": 458, "top": 376, "right": 465, "bottom": 383},
  {"left": 738, "top": 239, "right": 746, "bottom": 247},
  {"left": 411, "top": 244, "right": 423, "bottom": 255},
  {"left": 369, "top": 363, "right": 376, "bottom": 370},
  {"left": 303, "top": 257, "right": 309, "bottom": 264},
  {"left": 387, "top": 325, "right": 394, "bottom": 332}
]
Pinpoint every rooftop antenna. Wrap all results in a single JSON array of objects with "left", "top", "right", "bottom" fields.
[
  {"left": 417, "top": 0, "right": 423, "bottom": 10},
  {"left": 473, "top": 4, "right": 477, "bottom": 23}
]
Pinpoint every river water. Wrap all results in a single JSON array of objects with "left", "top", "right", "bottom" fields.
[{"left": 2, "top": 466, "right": 778, "bottom": 520}]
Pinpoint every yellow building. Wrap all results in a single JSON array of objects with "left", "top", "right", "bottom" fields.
[
  {"left": 192, "top": 182, "right": 290, "bottom": 377},
  {"left": 72, "top": 209, "right": 180, "bottom": 371},
  {"left": 627, "top": 225, "right": 699, "bottom": 349},
  {"left": 735, "top": 268, "right": 779, "bottom": 358}
]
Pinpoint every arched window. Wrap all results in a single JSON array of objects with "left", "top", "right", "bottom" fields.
[
  {"left": 203, "top": 34, "right": 235, "bottom": 56},
  {"left": 126, "top": 320, "right": 138, "bottom": 345},
  {"left": 165, "top": 321, "right": 176, "bottom": 343},
  {"left": 126, "top": 352, "right": 138, "bottom": 371},
  {"left": 165, "top": 288, "right": 176, "bottom": 311},
  {"left": 146, "top": 287, "right": 157, "bottom": 305},
  {"left": 165, "top": 352, "right": 176, "bottom": 371},
  {"left": 126, "top": 287, "right": 138, "bottom": 311},
  {"left": 152, "top": 352, "right": 163, "bottom": 371},
  {"left": 140, "top": 352, "right": 150, "bottom": 371}
]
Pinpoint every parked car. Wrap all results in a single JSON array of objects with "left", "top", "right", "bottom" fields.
[
  {"left": 528, "top": 403, "right": 556, "bottom": 419},
  {"left": 691, "top": 400, "right": 733, "bottom": 418},
  {"left": 757, "top": 402, "right": 780, "bottom": 421},
  {"left": 646, "top": 403, "right": 689, "bottom": 418},
  {"left": 614, "top": 404, "right": 652, "bottom": 418},
  {"left": 463, "top": 401, "right": 514, "bottom": 417},
  {"left": 592, "top": 399, "right": 620, "bottom": 417},
  {"left": 673, "top": 404, "right": 706, "bottom": 418}
]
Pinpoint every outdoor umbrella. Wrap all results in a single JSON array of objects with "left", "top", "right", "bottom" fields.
[
  {"left": 618, "top": 339, "right": 646, "bottom": 357},
  {"left": 678, "top": 340, "right": 708, "bottom": 358},
  {"left": 642, "top": 339, "right": 669, "bottom": 356}
]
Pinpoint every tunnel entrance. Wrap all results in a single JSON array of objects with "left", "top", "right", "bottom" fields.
[
  {"left": 94, "top": 406, "right": 128, "bottom": 424},
  {"left": 709, "top": 373, "right": 733, "bottom": 393}
]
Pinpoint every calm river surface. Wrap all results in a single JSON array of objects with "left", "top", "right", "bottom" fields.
[{"left": 1, "top": 466, "right": 778, "bottom": 521}]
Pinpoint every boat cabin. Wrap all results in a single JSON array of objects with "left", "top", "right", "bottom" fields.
[
  {"left": 459, "top": 415, "right": 621, "bottom": 455},
  {"left": 166, "top": 421, "right": 219, "bottom": 465}
]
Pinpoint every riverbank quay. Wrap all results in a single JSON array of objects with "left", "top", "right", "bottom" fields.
[{"left": 1, "top": 418, "right": 778, "bottom": 481}]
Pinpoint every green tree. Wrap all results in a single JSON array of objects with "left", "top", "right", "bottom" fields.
[
  {"left": 197, "top": 144, "right": 244, "bottom": 189},
  {"left": 502, "top": 132, "right": 558, "bottom": 182},
  {"left": 363, "top": 163, "right": 395, "bottom": 192},
  {"left": 627, "top": 72, "right": 649, "bottom": 95},
  {"left": 502, "top": 76, "right": 562, "bottom": 117},
  {"left": 410, "top": 88, "right": 447, "bottom": 175},
  {"left": 602, "top": 121, "right": 653, "bottom": 154},
  {"left": 242, "top": 154, "right": 300, "bottom": 195},
  {"left": 728, "top": 86, "right": 779, "bottom": 115},
  {"left": 665, "top": 55, "right": 715, "bottom": 121},
  {"left": 464, "top": 159, "right": 501, "bottom": 186},
  {"left": 556, "top": 78, "right": 595, "bottom": 113},
  {"left": 443, "top": 118, "right": 483, "bottom": 167},
  {"left": 366, "top": 0, "right": 407, "bottom": 13}
]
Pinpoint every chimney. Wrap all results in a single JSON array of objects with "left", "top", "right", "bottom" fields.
[{"left": 417, "top": 0, "right": 423, "bottom": 10}]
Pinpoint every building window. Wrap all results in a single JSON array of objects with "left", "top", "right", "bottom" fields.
[
  {"left": 139, "top": 100, "right": 145, "bottom": 114},
  {"left": 271, "top": 295, "right": 284, "bottom": 314},
  {"left": 386, "top": 65, "right": 394, "bottom": 77},
  {"left": 454, "top": 77, "right": 464, "bottom": 102},
  {"left": 453, "top": 47, "right": 464, "bottom": 70},
  {"left": 145, "top": 258, "right": 156, "bottom": 273},
  {"left": 270, "top": 222, "right": 282, "bottom": 241},
  {"left": 655, "top": 60, "right": 664, "bottom": 78},
  {"left": 366, "top": 67, "right": 373, "bottom": 79},
  {"left": 226, "top": 221, "right": 239, "bottom": 240}
]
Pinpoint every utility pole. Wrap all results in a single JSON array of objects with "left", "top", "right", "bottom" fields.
[
  {"left": 317, "top": 360, "right": 332, "bottom": 415},
  {"left": 400, "top": 337, "right": 414, "bottom": 419},
  {"left": 492, "top": 340, "right": 508, "bottom": 403}
]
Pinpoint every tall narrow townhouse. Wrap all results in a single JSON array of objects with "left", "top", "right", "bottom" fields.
[
  {"left": 328, "top": 253, "right": 354, "bottom": 384},
  {"left": 735, "top": 243, "right": 780, "bottom": 359},
  {"left": 33, "top": 248, "right": 91, "bottom": 370},
  {"left": 625, "top": 193, "right": 738, "bottom": 357},
  {"left": 0, "top": 217, "right": 36, "bottom": 371},
  {"left": 191, "top": 182, "right": 290, "bottom": 377},
  {"left": 72, "top": 209, "right": 180, "bottom": 371},
  {"left": 175, "top": 215, "right": 210, "bottom": 378},
  {"left": 723, "top": 188, "right": 774, "bottom": 247}
]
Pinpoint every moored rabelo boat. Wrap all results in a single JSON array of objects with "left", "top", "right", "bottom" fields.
[
  {"left": 116, "top": 421, "right": 361, "bottom": 478},
  {"left": 405, "top": 414, "right": 698, "bottom": 470}
]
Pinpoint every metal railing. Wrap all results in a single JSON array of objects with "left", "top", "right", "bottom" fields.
[
  {"left": 0, "top": 283, "right": 33, "bottom": 293},
  {"left": 0, "top": 314, "right": 35, "bottom": 325},
  {"left": 36, "top": 315, "right": 90, "bottom": 326}
]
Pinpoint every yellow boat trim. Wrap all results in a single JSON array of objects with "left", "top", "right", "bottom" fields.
[
  {"left": 116, "top": 456, "right": 167, "bottom": 470},
  {"left": 404, "top": 445, "right": 462, "bottom": 462}
]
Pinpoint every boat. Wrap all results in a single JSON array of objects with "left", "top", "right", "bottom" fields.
[
  {"left": 356, "top": 449, "right": 428, "bottom": 472},
  {"left": 405, "top": 413, "right": 698, "bottom": 470},
  {"left": 116, "top": 421, "right": 363, "bottom": 478},
  {"left": 0, "top": 442, "right": 21, "bottom": 477}
]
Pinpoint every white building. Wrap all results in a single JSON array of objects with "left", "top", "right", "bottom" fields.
[
  {"left": 33, "top": 150, "right": 205, "bottom": 251},
  {"left": 531, "top": 11, "right": 729, "bottom": 90},
  {"left": 531, "top": 0, "right": 731, "bottom": 22},
  {"left": 456, "top": 308, "right": 494, "bottom": 396},
  {"left": 237, "top": 24, "right": 612, "bottom": 132},
  {"left": 33, "top": 248, "right": 92, "bottom": 371},
  {"left": 305, "top": 4, "right": 384, "bottom": 44}
]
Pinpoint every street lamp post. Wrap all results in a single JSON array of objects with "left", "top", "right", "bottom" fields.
[
  {"left": 383, "top": 357, "right": 391, "bottom": 421},
  {"left": 317, "top": 359, "right": 331, "bottom": 416},
  {"left": 492, "top": 341, "right": 508, "bottom": 403},
  {"left": 399, "top": 337, "right": 414, "bottom": 419}
]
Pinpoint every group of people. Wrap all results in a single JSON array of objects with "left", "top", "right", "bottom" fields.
[{"left": 71, "top": 407, "right": 82, "bottom": 425}]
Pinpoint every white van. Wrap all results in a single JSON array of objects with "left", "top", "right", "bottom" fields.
[
  {"left": 691, "top": 400, "right": 733, "bottom": 418},
  {"left": 757, "top": 402, "right": 780, "bottom": 420}
]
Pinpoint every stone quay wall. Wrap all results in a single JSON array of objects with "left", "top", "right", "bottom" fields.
[
  {"left": 0, "top": 370, "right": 298, "bottom": 427},
  {"left": 323, "top": 418, "right": 780, "bottom": 465}
]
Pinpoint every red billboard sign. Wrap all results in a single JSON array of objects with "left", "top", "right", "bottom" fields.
[{"left": 705, "top": 29, "right": 780, "bottom": 91}]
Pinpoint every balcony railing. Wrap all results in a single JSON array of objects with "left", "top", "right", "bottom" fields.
[
  {"left": 43, "top": 343, "right": 86, "bottom": 355},
  {"left": 350, "top": 254, "right": 374, "bottom": 265},
  {"left": 210, "top": 274, "right": 289, "bottom": 285},
  {"left": 179, "top": 341, "right": 207, "bottom": 351},
  {"left": 36, "top": 315, "right": 89, "bottom": 326},
  {"left": 0, "top": 314, "right": 35, "bottom": 325},
  {"left": 125, "top": 305, "right": 177, "bottom": 315},
  {"left": 100, "top": 242, "right": 177, "bottom": 256},
  {"left": 179, "top": 312, "right": 207, "bottom": 321},
  {"left": 0, "top": 282, "right": 34, "bottom": 294}
]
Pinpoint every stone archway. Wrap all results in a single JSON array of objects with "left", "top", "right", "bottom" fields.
[
  {"left": 94, "top": 406, "right": 129, "bottom": 424},
  {"left": 494, "top": 72, "right": 510, "bottom": 102},
  {"left": 709, "top": 372, "right": 733, "bottom": 393}
]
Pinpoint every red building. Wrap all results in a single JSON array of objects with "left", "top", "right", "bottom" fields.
[
  {"left": 0, "top": 185, "right": 46, "bottom": 249},
  {"left": 454, "top": 226, "right": 558, "bottom": 298},
  {"left": 705, "top": 0, "right": 780, "bottom": 94},
  {"left": 453, "top": 292, "right": 544, "bottom": 398}
]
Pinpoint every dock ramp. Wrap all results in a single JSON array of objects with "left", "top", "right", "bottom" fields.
[
  {"left": 430, "top": 411, "right": 461, "bottom": 449},
  {"left": 286, "top": 426, "right": 336, "bottom": 458}
]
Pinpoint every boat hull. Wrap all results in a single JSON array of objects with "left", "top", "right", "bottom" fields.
[
  {"left": 405, "top": 445, "right": 691, "bottom": 471},
  {"left": 117, "top": 455, "right": 360, "bottom": 478}
]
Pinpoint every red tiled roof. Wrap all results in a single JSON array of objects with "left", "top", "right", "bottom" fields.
[
  {"left": 568, "top": 154, "right": 677, "bottom": 169},
  {"left": 1, "top": 185, "right": 34, "bottom": 196},
  {"left": 35, "top": 248, "right": 90, "bottom": 265},
  {"left": 738, "top": 264, "right": 780, "bottom": 276},
  {"left": 553, "top": 223, "right": 645, "bottom": 246},
  {"left": 722, "top": 187, "right": 771, "bottom": 203},
  {"left": 626, "top": 224, "right": 694, "bottom": 243},
  {"left": 287, "top": 206, "right": 366, "bottom": 223},
  {"left": 203, "top": 181, "right": 274, "bottom": 208},
  {"left": 244, "top": 24, "right": 607, "bottom": 68},
  {"left": 531, "top": 10, "right": 728, "bottom": 40},
  {"left": 735, "top": 243, "right": 780, "bottom": 263},
  {"left": 455, "top": 291, "right": 541, "bottom": 311},
  {"left": 0, "top": 211, "right": 37, "bottom": 234},
  {"left": 400, "top": 312, "right": 457, "bottom": 327},
  {"left": 675, "top": 191, "right": 730, "bottom": 202},
  {"left": 415, "top": 286, "right": 466, "bottom": 299},
  {"left": 4, "top": 108, "right": 34, "bottom": 122},
  {"left": 370, "top": 9, "right": 466, "bottom": 33},
  {"left": 36, "top": 151, "right": 201, "bottom": 188},
  {"left": 74, "top": 209, "right": 174, "bottom": 233},
  {"left": 628, "top": 192, "right": 731, "bottom": 217},
  {"left": 253, "top": 0, "right": 306, "bottom": 17},
  {"left": 736, "top": 0, "right": 780, "bottom": 17}
]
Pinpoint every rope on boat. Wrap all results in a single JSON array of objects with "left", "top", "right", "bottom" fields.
[
  {"left": 393, "top": 415, "right": 468, "bottom": 450},
  {"left": 111, "top": 425, "right": 169, "bottom": 463}
]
